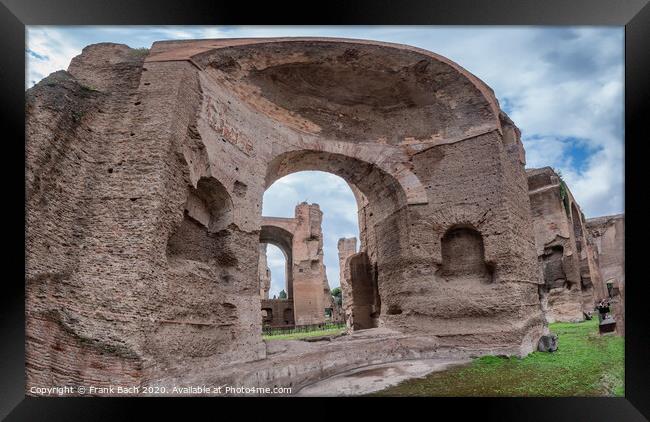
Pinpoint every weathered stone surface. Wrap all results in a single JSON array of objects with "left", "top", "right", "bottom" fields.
[
  {"left": 337, "top": 237, "right": 358, "bottom": 328},
  {"left": 346, "top": 251, "right": 381, "bottom": 330},
  {"left": 26, "top": 38, "right": 551, "bottom": 393},
  {"left": 296, "top": 358, "right": 469, "bottom": 396},
  {"left": 527, "top": 167, "right": 604, "bottom": 323},
  {"left": 260, "top": 202, "right": 341, "bottom": 327},
  {"left": 261, "top": 298, "right": 294, "bottom": 327},
  {"left": 587, "top": 215, "right": 624, "bottom": 293},
  {"left": 587, "top": 214, "right": 625, "bottom": 335},
  {"left": 258, "top": 243, "right": 271, "bottom": 299}
]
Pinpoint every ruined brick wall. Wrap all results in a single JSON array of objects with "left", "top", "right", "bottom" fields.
[
  {"left": 26, "top": 38, "right": 550, "bottom": 390},
  {"left": 345, "top": 252, "right": 381, "bottom": 330},
  {"left": 326, "top": 296, "right": 344, "bottom": 324},
  {"left": 587, "top": 215, "right": 625, "bottom": 288},
  {"left": 26, "top": 45, "right": 161, "bottom": 389},
  {"left": 587, "top": 214, "right": 625, "bottom": 335},
  {"left": 337, "top": 237, "right": 357, "bottom": 328},
  {"left": 580, "top": 234, "right": 606, "bottom": 314},
  {"left": 615, "top": 280, "right": 625, "bottom": 336},
  {"left": 258, "top": 244, "right": 271, "bottom": 299},
  {"left": 291, "top": 203, "right": 331, "bottom": 325},
  {"left": 526, "top": 167, "right": 601, "bottom": 322},
  {"left": 261, "top": 299, "right": 294, "bottom": 327},
  {"left": 26, "top": 43, "right": 267, "bottom": 390},
  {"left": 260, "top": 203, "right": 335, "bottom": 326},
  {"left": 381, "top": 128, "right": 546, "bottom": 354},
  {"left": 260, "top": 219, "right": 295, "bottom": 300}
]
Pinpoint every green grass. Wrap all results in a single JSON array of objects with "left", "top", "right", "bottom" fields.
[
  {"left": 372, "top": 318, "right": 624, "bottom": 397},
  {"left": 263, "top": 326, "right": 346, "bottom": 341}
]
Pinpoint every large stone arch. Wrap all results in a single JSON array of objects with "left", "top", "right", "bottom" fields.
[
  {"left": 265, "top": 148, "right": 411, "bottom": 231},
  {"left": 260, "top": 204, "right": 336, "bottom": 326},
  {"left": 259, "top": 222, "right": 294, "bottom": 298},
  {"left": 25, "top": 38, "right": 547, "bottom": 390},
  {"left": 264, "top": 150, "right": 413, "bottom": 328}
]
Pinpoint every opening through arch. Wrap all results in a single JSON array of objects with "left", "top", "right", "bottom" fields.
[{"left": 259, "top": 148, "right": 412, "bottom": 333}]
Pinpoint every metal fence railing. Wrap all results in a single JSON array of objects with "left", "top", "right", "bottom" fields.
[{"left": 262, "top": 322, "right": 346, "bottom": 337}]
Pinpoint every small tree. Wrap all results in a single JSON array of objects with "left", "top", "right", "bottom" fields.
[
  {"left": 331, "top": 287, "right": 342, "bottom": 307},
  {"left": 278, "top": 289, "right": 287, "bottom": 299}
]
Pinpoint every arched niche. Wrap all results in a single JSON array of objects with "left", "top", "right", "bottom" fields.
[
  {"left": 440, "top": 225, "right": 493, "bottom": 283},
  {"left": 260, "top": 225, "right": 294, "bottom": 299},
  {"left": 167, "top": 176, "right": 235, "bottom": 264}
]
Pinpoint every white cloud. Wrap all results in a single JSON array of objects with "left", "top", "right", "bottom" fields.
[{"left": 26, "top": 27, "right": 85, "bottom": 88}]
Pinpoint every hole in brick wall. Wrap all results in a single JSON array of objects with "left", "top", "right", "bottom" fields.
[
  {"left": 233, "top": 181, "right": 247, "bottom": 197},
  {"left": 387, "top": 305, "right": 402, "bottom": 315}
]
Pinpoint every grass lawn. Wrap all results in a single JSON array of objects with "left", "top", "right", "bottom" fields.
[
  {"left": 372, "top": 318, "right": 624, "bottom": 397},
  {"left": 263, "top": 327, "right": 346, "bottom": 341}
]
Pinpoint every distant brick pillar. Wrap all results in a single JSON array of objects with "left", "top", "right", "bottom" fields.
[
  {"left": 258, "top": 243, "right": 271, "bottom": 299},
  {"left": 338, "top": 237, "right": 357, "bottom": 328}
]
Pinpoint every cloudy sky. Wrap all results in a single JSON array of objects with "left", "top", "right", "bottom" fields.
[{"left": 26, "top": 26, "right": 624, "bottom": 296}]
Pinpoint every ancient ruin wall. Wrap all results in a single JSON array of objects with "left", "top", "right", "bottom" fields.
[
  {"left": 580, "top": 232, "right": 606, "bottom": 314},
  {"left": 337, "top": 237, "right": 357, "bottom": 328},
  {"left": 26, "top": 38, "right": 548, "bottom": 389},
  {"left": 587, "top": 215, "right": 625, "bottom": 290},
  {"left": 526, "top": 167, "right": 602, "bottom": 322},
  {"left": 346, "top": 252, "right": 381, "bottom": 330},
  {"left": 381, "top": 129, "right": 546, "bottom": 353},
  {"left": 260, "top": 203, "right": 336, "bottom": 326},
  {"left": 587, "top": 214, "right": 625, "bottom": 335},
  {"left": 290, "top": 203, "right": 330, "bottom": 325},
  {"left": 261, "top": 299, "right": 294, "bottom": 327},
  {"left": 258, "top": 244, "right": 271, "bottom": 299},
  {"left": 26, "top": 43, "right": 269, "bottom": 389}
]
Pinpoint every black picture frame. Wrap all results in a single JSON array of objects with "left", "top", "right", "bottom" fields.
[{"left": 1, "top": 0, "right": 648, "bottom": 420}]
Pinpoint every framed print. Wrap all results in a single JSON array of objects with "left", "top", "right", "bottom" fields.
[{"left": 1, "top": 0, "right": 648, "bottom": 419}]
